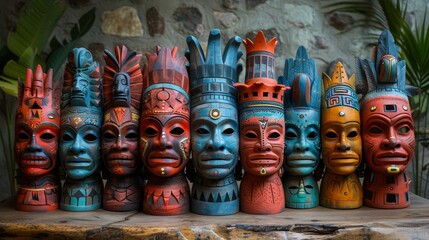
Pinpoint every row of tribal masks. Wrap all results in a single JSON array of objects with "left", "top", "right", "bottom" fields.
[{"left": 15, "top": 29, "right": 418, "bottom": 215}]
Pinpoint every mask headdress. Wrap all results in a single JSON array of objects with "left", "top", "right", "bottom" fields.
[
  {"left": 103, "top": 45, "right": 143, "bottom": 110},
  {"left": 281, "top": 46, "right": 321, "bottom": 110},
  {"left": 235, "top": 31, "right": 288, "bottom": 109},
  {"left": 16, "top": 65, "right": 59, "bottom": 128},
  {"left": 141, "top": 46, "right": 189, "bottom": 117},
  {"left": 186, "top": 29, "right": 242, "bottom": 119},
  {"left": 61, "top": 48, "right": 102, "bottom": 128},
  {"left": 356, "top": 30, "right": 419, "bottom": 97},
  {"left": 322, "top": 61, "right": 359, "bottom": 114}
]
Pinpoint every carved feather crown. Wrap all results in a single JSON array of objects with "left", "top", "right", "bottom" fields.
[{"left": 280, "top": 46, "right": 321, "bottom": 110}]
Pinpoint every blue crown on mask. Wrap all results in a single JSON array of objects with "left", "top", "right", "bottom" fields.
[
  {"left": 356, "top": 30, "right": 419, "bottom": 98},
  {"left": 280, "top": 46, "right": 321, "bottom": 111},
  {"left": 61, "top": 48, "right": 102, "bottom": 128},
  {"left": 186, "top": 29, "right": 242, "bottom": 107}
]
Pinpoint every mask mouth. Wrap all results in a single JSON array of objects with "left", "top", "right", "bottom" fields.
[
  {"left": 328, "top": 152, "right": 360, "bottom": 167},
  {"left": 21, "top": 153, "right": 49, "bottom": 168},
  {"left": 66, "top": 156, "right": 92, "bottom": 168},
  {"left": 286, "top": 154, "right": 317, "bottom": 168},
  {"left": 248, "top": 153, "right": 279, "bottom": 166},
  {"left": 199, "top": 153, "right": 234, "bottom": 160},
  {"left": 107, "top": 153, "right": 135, "bottom": 167},
  {"left": 374, "top": 151, "right": 408, "bottom": 166},
  {"left": 148, "top": 151, "right": 180, "bottom": 167},
  {"left": 198, "top": 159, "right": 234, "bottom": 170}
]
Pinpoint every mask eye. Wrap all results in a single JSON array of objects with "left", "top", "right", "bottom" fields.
[
  {"left": 84, "top": 133, "right": 97, "bottom": 142},
  {"left": 347, "top": 131, "right": 358, "bottom": 138},
  {"left": 126, "top": 132, "right": 138, "bottom": 139},
  {"left": 223, "top": 128, "right": 234, "bottom": 135},
  {"left": 103, "top": 132, "right": 116, "bottom": 140},
  {"left": 18, "top": 132, "right": 30, "bottom": 141},
  {"left": 398, "top": 126, "right": 410, "bottom": 134},
  {"left": 170, "top": 127, "right": 185, "bottom": 136},
  {"left": 268, "top": 132, "right": 280, "bottom": 139},
  {"left": 62, "top": 133, "right": 74, "bottom": 142},
  {"left": 325, "top": 131, "right": 338, "bottom": 139},
  {"left": 144, "top": 127, "right": 158, "bottom": 136},
  {"left": 196, "top": 128, "right": 209, "bottom": 135},
  {"left": 245, "top": 132, "right": 257, "bottom": 139},
  {"left": 307, "top": 131, "right": 317, "bottom": 139},
  {"left": 286, "top": 131, "right": 298, "bottom": 138},
  {"left": 369, "top": 127, "right": 383, "bottom": 134},
  {"left": 40, "top": 133, "right": 55, "bottom": 141}
]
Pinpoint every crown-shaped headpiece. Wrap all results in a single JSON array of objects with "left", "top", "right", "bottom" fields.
[
  {"left": 141, "top": 46, "right": 189, "bottom": 117},
  {"left": 322, "top": 61, "right": 359, "bottom": 111},
  {"left": 187, "top": 29, "right": 242, "bottom": 107},
  {"left": 243, "top": 31, "right": 277, "bottom": 55},
  {"left": 235, "top": 31, "right": 287, "bottom": 109},
  {"left": 280, "top": 46, "right": 321, "bottom": 110},
  {"left": 243, "top": 31, "right": 277, "bottom": 86},
  {"left": 16, "top": 65, "right": 60, "bottom": 128}
]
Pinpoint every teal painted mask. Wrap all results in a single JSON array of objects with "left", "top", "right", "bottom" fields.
[
  {"left": 60, "top": 48, "right": 102, "bottom": 180},
  {"left": 280, "top": 47, "right": 321, "bottom": 176}
]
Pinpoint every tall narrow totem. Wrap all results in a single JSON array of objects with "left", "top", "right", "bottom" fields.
[
  {"left": 102, "top": 45, "right": 144, "bottom": 211},
  {"left": 186, "top": 29, "right": 241, "bottom": 215},
  {"left": 320, "top": 61, "right": 363, "bottom": 209},
  {"left": 235, "top": 31, "right": 288, "bottom": 214},
  {"left": 280, "top": 46, "right": 321, "bottom": 209},
  {"left": 357, "top": 30, "right": 418, "bottom": 209},
  {"left": 15, "top": 65, "right": 60, "bottom": 211},
  {"left": 60, "top": 48, "right": 103, "bottom": 211},
  {"left": 140, "top": 46, "right": 191, "bottom": 215}
]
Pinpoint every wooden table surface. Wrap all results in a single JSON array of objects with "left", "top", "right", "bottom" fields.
[{"left": 1, "top": 194, "right": 429, "bottom": 239}]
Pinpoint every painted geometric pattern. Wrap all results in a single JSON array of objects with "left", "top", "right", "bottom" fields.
[{"left": 325, "top": 85, "right": 359, "bottom": 111}]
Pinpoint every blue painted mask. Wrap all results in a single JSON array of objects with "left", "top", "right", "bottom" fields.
[
  {"left": 280, "top": 46, "right": 321, "bottom": 176},
  {"left": 60, "top": 48, "right": 102, "bottom": 180},
  {"left": 187, "top": 29, "right": 241, "bottom": 180}
]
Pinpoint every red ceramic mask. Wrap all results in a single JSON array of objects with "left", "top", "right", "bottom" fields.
[
  {"left": 141, "top": 115, "right": 190, "bottom": 177},
  {"left": 361, "top": 95, "right": 414, "bottom": 174},
  {"left": 102, "top": 108, "right": 140, "bottom": 175},
  {"left": 102, "top": 45, "right": 143, "bottom": 176},
  {"left": 141, "top": 46, "right": 190, "bottom": 177},
  {"left": 240, "top": 115, "right": 284, "bottom": 176},
  {"left": 15, "top": 65, "right": 60, "bottom": 177}
]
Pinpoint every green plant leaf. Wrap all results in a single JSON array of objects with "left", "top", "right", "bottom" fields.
[
  {"left": 7, "top": 0, "right": 66, "bottom": 57},
  {"left": 0, "top": 77, "right": 18, "bottom": 96}
]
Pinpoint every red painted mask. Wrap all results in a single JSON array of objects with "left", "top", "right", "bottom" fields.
[
  {"left": 141, "top": 46, "right": 190, "bottom": 177},
  {"left": 102, "top": 46, "right": 143, "bottom": 176},
  {"left": 360, "top": 95, "right": 414, "bottom": 174},
  {"left": 15, "top": 65, "right": 60, "bottom": 177},
  {"left": 235, "top": 32, "right": 288, "bottom": 177},
  {"left": 239, "top": 114, "right": 285, "bottom": 176}
]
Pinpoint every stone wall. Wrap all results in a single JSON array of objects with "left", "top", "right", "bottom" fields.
[
  {"left": 2, "top": 0, "right": 428, "bottom": 79},
  {"left": 1, "top": 0, "right": 428, "bottom": 201}
]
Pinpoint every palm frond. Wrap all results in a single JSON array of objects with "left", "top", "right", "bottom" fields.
[{"left": 7, "top": 0, "right": 66, "bottom": 57}]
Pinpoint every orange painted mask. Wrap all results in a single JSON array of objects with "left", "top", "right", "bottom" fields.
[{"left": 321, "top": 62, "right": 362, "bottom": 175}]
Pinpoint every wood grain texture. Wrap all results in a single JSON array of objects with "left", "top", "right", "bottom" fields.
[{"left": 1, "top": 194, "right": 429, "bottom": 239}]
